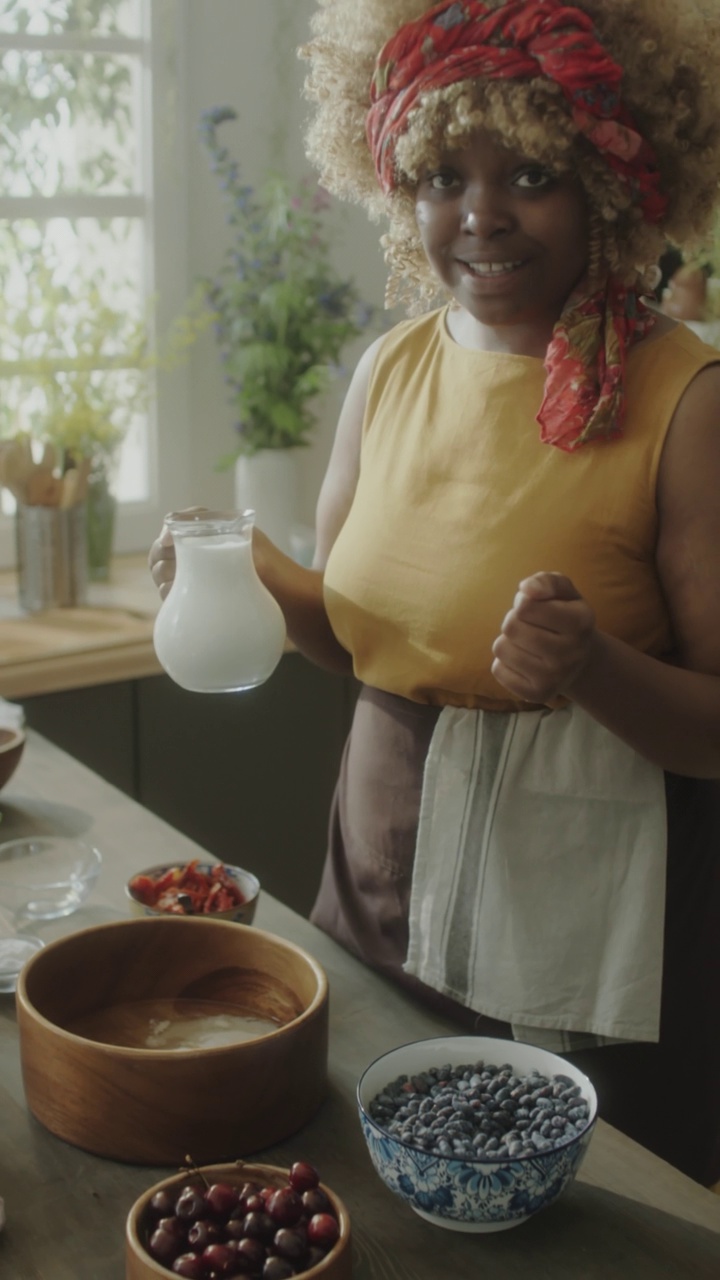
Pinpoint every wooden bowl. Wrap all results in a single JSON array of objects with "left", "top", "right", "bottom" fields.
[
  {"left": 16, "top": 917, "right": 328, "bottom": 1164},
  {"left": 126, "top": 1162, "right": 352, "bottom": 1280},
  {"left": 0, "top": 726, "right": 25, "bottom": 791}
]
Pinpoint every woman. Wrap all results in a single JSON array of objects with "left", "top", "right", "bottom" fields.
[{"left": 151, "top": 0, "right": 720, "bottom": 1185}]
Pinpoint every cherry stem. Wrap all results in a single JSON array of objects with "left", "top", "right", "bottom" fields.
[{"left": 181, "top": 1154, "right": 210, "bottom": 1189}]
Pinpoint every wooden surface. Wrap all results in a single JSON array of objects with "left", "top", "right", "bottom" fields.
[
  {"left": 0, "top": 553, "right": 162, "bottom": 696},
  {"left": 16, "top": 916, "right": 329, "bottom": 1165},
  {"left": 0, "top": 733, "right": 718, "bottom": 1279}
]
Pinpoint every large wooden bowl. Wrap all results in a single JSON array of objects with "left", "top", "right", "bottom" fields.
[
  {"left": 0, "top": 726, "right": 25, "bottom": 791},
  {"left": 16, "top": 916, "right": 329, "bottom": 1164},
  {"left": 126, "top": 1162, "right": 352, "bottom": 1280}
]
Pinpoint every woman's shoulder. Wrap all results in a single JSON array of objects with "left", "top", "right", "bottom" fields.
[
  {"left": 635, "top": 311, "right": 720, "bottom": 364},
  {"left": 629, "top": 314, "right": 720, "bottom": 406},
  {"left": 619, "top": 314, "right": 720, "bottom": 459}
]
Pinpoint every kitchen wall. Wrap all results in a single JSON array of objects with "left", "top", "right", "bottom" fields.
[{"left": 176, "top": 0, "right": 393, "bottom": 527}]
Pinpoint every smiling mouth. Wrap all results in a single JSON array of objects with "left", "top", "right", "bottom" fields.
[{"left": 462, "top": 259, "right": 526, "bottom": 277}]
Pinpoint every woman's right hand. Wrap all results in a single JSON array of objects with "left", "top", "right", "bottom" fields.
[
  {"left": 149, "top": 506, "right": 213, "bottom": 600},
  {"left": 148, "top": 510, "right": 281, "bottom": 604},
  {"left": 148, "top": 523, "right": 176, "bottom": 601}
]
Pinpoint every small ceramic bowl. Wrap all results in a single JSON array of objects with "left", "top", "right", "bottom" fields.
[
  {"left": 357, "top": 1035, "right": 597, "bottom": 1233},
  {"left": 126, "top": 860, "right": 259, "bottom": 925},
  {"left": 0, "top": 726, "right": 25, "bottom": 791},
  {"left": 0, "top": 836, "right": 102, "bottom": 921},
  {"left": 126, "top": 1161, "right": 352, "bottom": 1280}
]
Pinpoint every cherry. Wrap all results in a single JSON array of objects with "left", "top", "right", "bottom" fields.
[
  {"left": 175, "top": 1188, "right": 207, "bottom": 1220},
  {"left": 171, "top": 1255, "right": 205, "bottom": 1279},
  {"left": 234, "top": 1234, "right": 266, "bottom": 1270},
  {"left": 244, "top": 1193, "right": 266, "bottom": 1214},
  {"left": 242, "top": 1210, "right": 275, "bottom": 1242},
  {"left": 307, "top": 1213, "right": 340, "bottom": 1249},
  {"left": 231, "top": 1184, "right": 265, "bottom": 1221},
  {"left": 272, "top": 1227, "right": 307, "bottom": 1263},
  {"left": 157, "top": 1216, "right": 186, "bottom": 1241},
  {"left": 205, "top": 1182, "right": 239, "bottom": 1217},
  {"left": 150, "top": 1189, "right": 177, "bottom": 1218},
  {"left": 262, "top": 1258, "right": 294, "bottom": 1280},
  {"left": 202, "top": 1242, "right": 237, "bottom": 1276},
  {"left": 288, "top": 1162, "right": 320, "bottom": 1194},
  {"left": 301, "top": 1188, "right": 331, "bottom": 1218},
  {"left": 187, "top": 1219, "right": 221, "bottom": 1249},
  {"left": 266, "top": 1188, "right": 304, "bottom": 1228},
  {"left": 148, "top": 1226, "right": 182, "bottom": 1265}
]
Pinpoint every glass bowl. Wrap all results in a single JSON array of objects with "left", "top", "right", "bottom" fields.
[
  {"left": 0, "top": 933, "right": 45, "bottom": 994},
  {"left": 0, "top": 837, "right": 102, "bottom": 921}
]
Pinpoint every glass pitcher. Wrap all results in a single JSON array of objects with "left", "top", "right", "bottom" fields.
[{"left": 153, "top": 510, "right": 286, "bottom": 693}]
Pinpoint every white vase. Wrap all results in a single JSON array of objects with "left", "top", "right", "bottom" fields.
[{"left": 234, "top": 449, "right": 298, "bottom": 557}]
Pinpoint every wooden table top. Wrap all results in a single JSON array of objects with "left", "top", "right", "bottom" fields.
[{"left": 0, "top": 733, "right": 718, "bottom": 1279}]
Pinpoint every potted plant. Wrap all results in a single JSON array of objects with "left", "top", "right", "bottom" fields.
[
  {"left": 660, "top": 214, "right": 720, "bottom": 346},
  {"left": 0, "top": 262, "right": 206, "bottom": 579},
  {"left": 0, "top": 264, "right": 144, "bottom": 577},
  {"left": 199, "top": 106, "right": 375, "bottom": 554}
]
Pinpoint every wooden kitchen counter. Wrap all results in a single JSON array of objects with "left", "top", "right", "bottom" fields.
[
  {"left": 0, "top": 554, "right": 162, "bottom": 698},
  {"left": 0, "top": 731, "right": 719, "bottom": 1279}
]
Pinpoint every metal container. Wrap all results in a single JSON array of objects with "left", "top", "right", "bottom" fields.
[{"left": 15, "top": 503, "right": 88, "bottom": 612}]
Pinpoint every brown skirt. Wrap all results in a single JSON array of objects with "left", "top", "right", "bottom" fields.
[{"left": 311, "top": 685, "right": 720, "bottom": 1186}]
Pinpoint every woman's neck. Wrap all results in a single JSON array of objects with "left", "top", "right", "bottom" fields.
[{"left": 446, "top": 304, "right": 555, "bottom": 358}]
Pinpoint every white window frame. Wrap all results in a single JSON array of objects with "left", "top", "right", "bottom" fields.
[{"left": 0, "top": 0, "right": 194, "bottom": 569}]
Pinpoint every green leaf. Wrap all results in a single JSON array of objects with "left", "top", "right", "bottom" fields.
[{"left": 199, "top": 108, "right": 377, "bottom": 454}]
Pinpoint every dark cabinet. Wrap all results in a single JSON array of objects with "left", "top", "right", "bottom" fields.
[
  {"left": 20, "top": 680, "right": 138, "bottom": 798},
  {"left": 20, "top": 654, "right": 357, "bottom": 918}
]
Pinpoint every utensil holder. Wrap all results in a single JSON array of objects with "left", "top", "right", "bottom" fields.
[{"left": 15, "top": 503, "right": 88, "bottom": 612}]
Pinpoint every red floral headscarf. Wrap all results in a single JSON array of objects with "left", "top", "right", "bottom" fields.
[{"left": 366, "top": 0, "right": 669, "bottom": 451}]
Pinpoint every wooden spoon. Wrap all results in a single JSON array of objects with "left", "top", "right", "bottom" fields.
[
  {"left": 26, "top": 469, "right": 63, "bottom": 507},
  {"left": 60, "top": 469, "right": 80, "bottom": 509},
  {"left": 39, "top": 441, "right": 58, "bottom": 473},
  {"left": 1, "top": 441, "right": 33, "bottom": 503}
]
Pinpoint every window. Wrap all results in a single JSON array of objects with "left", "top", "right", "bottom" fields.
[{"left": 0, "top": 0, "right": 190, "bottom": 566}]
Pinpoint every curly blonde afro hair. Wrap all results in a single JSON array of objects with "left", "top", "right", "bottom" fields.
[{"left": 300, "top": 0, "right": 720, "bottom": 310}]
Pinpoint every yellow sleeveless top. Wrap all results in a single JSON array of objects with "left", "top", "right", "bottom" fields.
[{"left": 324, "top": 308, "right": 718, "bottom": 708}]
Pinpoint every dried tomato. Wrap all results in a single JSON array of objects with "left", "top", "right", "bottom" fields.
[{"left": 129, "top": 861, "right": 247, "bottom": 914}]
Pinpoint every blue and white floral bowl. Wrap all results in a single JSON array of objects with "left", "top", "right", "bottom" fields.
[{"left": 357, "top": 1035, "right": 597, "bottom": 1232}]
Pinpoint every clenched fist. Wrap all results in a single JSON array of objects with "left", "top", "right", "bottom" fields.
[{"left": 491, "top": 571, "right": 597, "bottom": 705}]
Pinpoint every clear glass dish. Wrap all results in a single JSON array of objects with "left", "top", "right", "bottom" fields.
[
  {"left": 0, "top": 934, "right": 45, "bottom": 994},
  {"left": 0, "top": 837, "right": 102, "bottom": 921}
]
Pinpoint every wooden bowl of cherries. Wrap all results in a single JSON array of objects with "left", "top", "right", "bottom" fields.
[{"left": 126, "top": 1158, "right": 352, "bottom": 1280}]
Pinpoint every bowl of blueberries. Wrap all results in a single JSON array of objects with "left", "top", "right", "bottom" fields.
[{"left": 357, "top": 1034, "right": 597, "bottom": 1233}]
